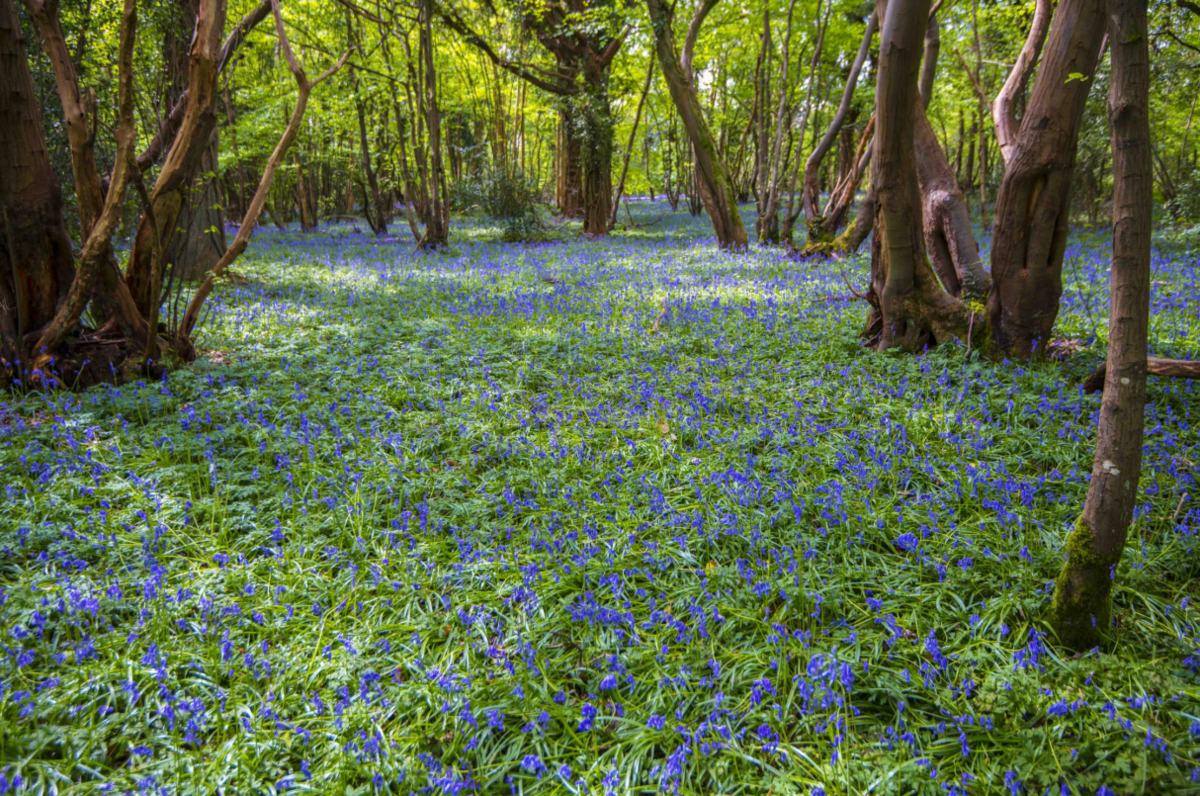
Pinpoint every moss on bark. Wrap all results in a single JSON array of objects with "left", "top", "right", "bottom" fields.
[{"left": 1051, "top": 518, "right": 1122, "bottom": 649}]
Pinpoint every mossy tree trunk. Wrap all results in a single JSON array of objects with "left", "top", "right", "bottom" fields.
[
  {"left": 1052, "top": 0, "right": 1152, "bottom": 649},
  {"left": 646, "top": 0, "right": 749, "bottom": 250}
]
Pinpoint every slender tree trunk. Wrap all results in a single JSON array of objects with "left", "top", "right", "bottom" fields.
[
  {"left": 610, "top": 53, "right": 656, "bottom": 229},
  {"left": 295, "top": 155, "right": 316, "bottom": 231},
  {"left": 988, "top": 0, "right": 1106, "bottom": 357},
  {"left": 917, "top": 13, "right": 938, "bottom": 106},
  {"left": 804, "top": 12, "right": 876, "bottom": 243},
  {"left": 646, "top": 0, "right": 749, "bottom": 249},
  {"left": 970, "top": 0, "right": 989, "bottom": 228},
  {"left": 353, "top": 90, "right": 387, "bottom": 234},
  {"left": 759, "top": 0, "right": 805, "bottom": 245},
  {"left": 1052, "top": 0, "right": 1151, "bottom": 649},
  {"left": 753, "top": 8, "right": 771, "bottom": 235},
  {"left": 418, "top": 0, "right": 448, "bottom": 247},
  {"left": 912, "top": 12, "right": 988, "bottom": 300},
  {"left": 224, "top": 87, "right": 250, "bottom": 218},
  {"left": 124, "top": 0, "right": 227, "bottom": 318},
  {"left": 993, "top": 0, "right": 1053, "bottom": 167}
]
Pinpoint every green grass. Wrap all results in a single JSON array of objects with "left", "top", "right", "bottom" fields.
[{"left": 1, "top": 204, "right": 1198, "bottom": 795}]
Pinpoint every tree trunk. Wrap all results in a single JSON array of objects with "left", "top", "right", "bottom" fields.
[
  {"left": 911, "top": 13, "right": 989, "bottom": 300},
  {"left": 161, "top": 0, "right": 226, "bottom": 283},
  {"left": 579, "top": 66, "right": 614, "bottom": 236},
  {"left": 753, "top": 8, "right": 771, "bottom": 238},
  {"left": 0, "top": 0, "right": 76, "bottom": 368},
  {"left": 646, "top": 0, "right": 749, "bottom": 250},
  {"left": 557, "top": 113, "right": 584, "bottom": 217},
  {"left": 758, "top": 0, "right": 805, "bottom": 246},
  {"left": 913, "top": 109, "right": 987, "bottom": 299},
  {"left": 836, "top": 110, "right": 857, "bottom": 189},
  {"left": 868, "top": 0, "right": 971, "bottom": 350},
  {"left": 295, "top": 155, "right": 316, "bottom": 231},
  {"left": 987, "top": 0, "right": 1106, "bottom": 357},
  {"left": 124, "top": 0, "right": 227, "bottom": 318},
  {"left": 993, "top": 0, "right": 1053, "bottom": 167},
  {"left": 804, "top": 12, "right": 876, "bottom": 244},
  {"left": 168, "top": 135, "right": 227, "bottom": 280},
  {"left": 353, "top": 85, "right": 388, "bottom": 235},
  {"left": 1052, "top": 0, "right": 1151, "bottom": 649},
  {"left": 417, "top": 0, "right": 448, "bottom": 247},
  {"left": 917, "top": 13, "right": 938, "bottom": 106},
  {"left": 610, "top": 53, "right": 656, "bottom": 229}
]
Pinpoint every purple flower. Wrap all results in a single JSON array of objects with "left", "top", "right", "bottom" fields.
[{"left": 521, "top": 755, "right": 546, "bottom": 777}]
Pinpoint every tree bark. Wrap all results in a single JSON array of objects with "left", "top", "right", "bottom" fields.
[
  {"left": 168, "top": 135, "right": 227, "bottom": 279},
  {"left": 578, "top": 64, "right": 614, "bottom": 236},
  {"left": 1052, "top": 0, "right": 1151, "bottom": 649},
  {"left": 350, "top": 14, "right": 388, "bottom": 238},
  {"left": 988, "top": 0, "right": 1107, "bottom": 357},
  {"left": 868, "top": 0, "right": 971, "bottom": 350},
  {"left": 993, "top": 0, "right": 1053, "bottom": 167},
  {"left": 0, "top": 0, "right": 77, "bottom": 369},
  {"left": 179, "top": 1, "right": 349, "bottom": 343},
  {"left": 31, "top": 0, "right": 138, "bottom": 364},
  {"left": 646, "top": 0, "right": 749, "bottom": 250},
  {"left": 912, "top": 13, "right": 988, "bottom": 300},
  {"left": 917, "top": 12, "right": 938, "bottom": 106},
  {"left": 124, "top": 0, "right": 227, "bottom": 318},
  {"left": 416, "top": 0, "right": 447, "bottom": 247},
  {"left": 803, "top": 12, "right": 876, "bottom": 243},
  {"left": 162, "top": 1, "right": 227, "bottom": 282}
]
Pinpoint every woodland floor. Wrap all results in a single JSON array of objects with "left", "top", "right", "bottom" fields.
[{"left": 2, "top": 201, "right": 1199, "bottom": 795}]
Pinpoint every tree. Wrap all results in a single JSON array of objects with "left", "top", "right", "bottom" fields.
[
  {"left": 439, "top": 0, "right": 625, "bottom": 236},
  {"left": 987, "top": 0, "right": 1108, "bottom": 356},
  {"left": 1052, "top": 0, "right": 1152, "bottom": 649},
  {"left": 0, "top": 0, "right": 79, "bottom": 374},
  {"left": 867, "top": 0, "right": 971, "bottom": 350},
  {"left": 180, "top": 0, "right": 350, "bottom": 343},
  {"left": 2, "top": 0, "right": 341, "bottom": 387},
  {"left": 123, "top": 0, "right": 228, "bottom": 319},
  {"left": 645, "top": 0, "right": 748, "bottom": 250},
  {"left": 802, "top": 12, "right": 876, "bottom": 246}
]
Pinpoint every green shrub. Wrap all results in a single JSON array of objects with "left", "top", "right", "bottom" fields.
[{"left": 453, "top": 164, "right": 544, "bottom": 241}]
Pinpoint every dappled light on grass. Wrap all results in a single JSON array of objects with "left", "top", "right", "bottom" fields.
[{"left": 1, "top": 202, "right": 1198, "bottom": 794}]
